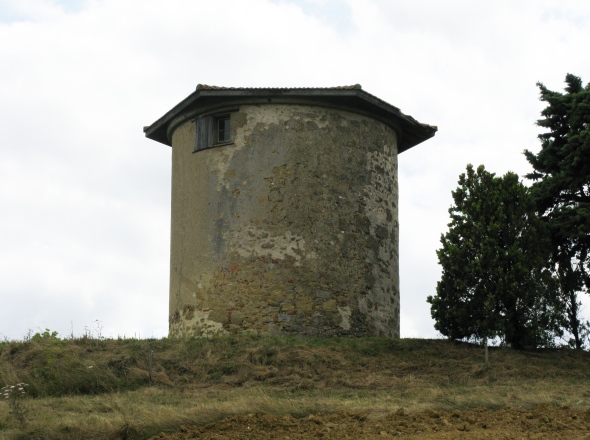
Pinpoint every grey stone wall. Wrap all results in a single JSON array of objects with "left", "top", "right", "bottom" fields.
[{"left": 169, "top": 104, "right": 399, "bottom": 337}]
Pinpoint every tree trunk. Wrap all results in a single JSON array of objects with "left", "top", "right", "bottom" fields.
[{"left": 567, "top": 290, "right": 582, "bottom": 349}]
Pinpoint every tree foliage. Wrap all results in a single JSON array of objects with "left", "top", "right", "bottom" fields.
[
  {"left": 524, "top": 74, "right": 590, "bottom": 348},
  {"left": 428, "top": 165, "right": 563, "bottom": 349}
]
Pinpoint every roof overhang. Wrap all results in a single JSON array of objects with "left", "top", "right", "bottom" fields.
[{"left": 144, "top": 85, "right": 437, "bottom": 153}]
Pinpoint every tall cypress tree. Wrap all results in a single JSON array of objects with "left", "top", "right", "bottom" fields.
[{"left": 524, "top": 74, "right": 590, "bottom": 348}]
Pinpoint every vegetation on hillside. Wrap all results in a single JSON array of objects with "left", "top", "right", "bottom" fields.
[{"left": 1, "top": 333, "right": 590, "bottom": 438}]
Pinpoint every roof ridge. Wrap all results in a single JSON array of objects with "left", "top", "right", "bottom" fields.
[{"left": 195, "top": 84, "right": 363, "bottom": 91}]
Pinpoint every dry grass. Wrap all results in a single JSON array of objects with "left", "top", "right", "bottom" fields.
[{"left": 0, "top": 336, "right": 589, "bottom": 439}]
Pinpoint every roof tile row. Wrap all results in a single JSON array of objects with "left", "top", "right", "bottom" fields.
[{"left": 196, "top": 84, "right": 363, "bottom": 91}]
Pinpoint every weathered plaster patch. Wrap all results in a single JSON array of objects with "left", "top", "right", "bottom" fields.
[
  {"left": 338, "top": 306, "right": 352, "bottom": 330},
  {"left": 212, "top": 145, "right": 246, "bottom": 192},
  {"left": 358, "top": 297, "right": 368, "bottom": 315},
  {"left": 232, "top": 104, "right": 369, "bottom": 157},
  {"left": 225, "top": 225, "right": 307, "bottom": 262},
  {"left": 238, "top": 105, "right": 334, "bottom": 134},
  {"left": 175, "top": 308, "right": 227, "bottom": 337}
]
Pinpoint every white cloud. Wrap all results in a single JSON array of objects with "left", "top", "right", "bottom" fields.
[{"left": 1, "top": 0, "right": 589, "bottom": 340}]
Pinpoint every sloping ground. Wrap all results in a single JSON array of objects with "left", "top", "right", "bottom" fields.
[
  {"left": 4, "top": 336, "right": 589, "bottom": 397},
  {"left": 152, "top": 407, "right": 590, "bottom": 439},
  {"left": 1, "top": 336, "right": 590, "bottom": 438}
]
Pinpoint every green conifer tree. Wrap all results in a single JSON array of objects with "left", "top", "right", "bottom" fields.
[
  {"left": 524, "top": 74, "right": 590, "bottom": 348},
  {"left": 428, "top": 165, "right": 563, "bottom": 349}
]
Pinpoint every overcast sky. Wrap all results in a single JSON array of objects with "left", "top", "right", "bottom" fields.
[{"left": 1, "top": 0, "right": 589, "bottom": 341}]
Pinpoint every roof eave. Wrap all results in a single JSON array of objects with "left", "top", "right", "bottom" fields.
[{"left": 144, "top": 88, "right": 437, "bottom": 152}]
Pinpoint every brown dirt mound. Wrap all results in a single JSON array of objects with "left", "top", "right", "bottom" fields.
[{"left": 150, "top": 406, "right": 590, "bottom": 439}]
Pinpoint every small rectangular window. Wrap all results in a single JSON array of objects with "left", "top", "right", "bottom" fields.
[
  {"left": 217, "top": 116, "right": 230, "bottom": 143},
  {"left": 194, "top": 113, "right": 233, "bottom": 153}
]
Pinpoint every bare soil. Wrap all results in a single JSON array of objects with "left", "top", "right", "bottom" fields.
[{"left": 151, "top": 406, "right": 590, "bottom": 439}]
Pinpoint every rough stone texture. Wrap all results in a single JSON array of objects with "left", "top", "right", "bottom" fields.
[{"left": 169, "top": 104, "right": 399, "bottom": 338}]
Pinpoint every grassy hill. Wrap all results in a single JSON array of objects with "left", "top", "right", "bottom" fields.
[{"left": 1, "top": 334, "right": 589, "bottom": 438}]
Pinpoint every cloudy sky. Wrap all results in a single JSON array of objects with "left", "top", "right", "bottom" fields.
[{"left": 1, "top": 0, "right": 589, "bottom": 340}]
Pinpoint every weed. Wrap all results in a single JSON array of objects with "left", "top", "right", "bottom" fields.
[
  {"left": 1, "top": 383, "right": 29, "bottom": 427},
  {"left": 221, "top": 363, "right": 235, "bottom": 375},
  {"left": 31, "top": 329, "right": 60, "bottom": 343}
]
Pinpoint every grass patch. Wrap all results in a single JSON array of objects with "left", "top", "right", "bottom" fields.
[{"left": 0, "top": 336, "right": 589, "bottom": 438}]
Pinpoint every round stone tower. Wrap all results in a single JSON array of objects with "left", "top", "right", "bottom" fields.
[{"left": 144, "top": 85, "right": 436, "bottom": 338}]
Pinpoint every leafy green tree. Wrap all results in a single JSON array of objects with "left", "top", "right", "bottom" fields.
[
  {"left": 428, "top": 165, "right": 563, "bottom": 349},
  {"left": 524, "top": 74, "right": 590, "bottom": 349}
]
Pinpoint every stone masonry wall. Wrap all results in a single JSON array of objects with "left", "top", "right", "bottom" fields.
[{"left": 169, "top": 104, "right": 399, "bottom": 337}]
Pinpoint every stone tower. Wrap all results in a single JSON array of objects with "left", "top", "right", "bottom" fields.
[{"left": 144, "top": 85, "right": 436, "bottom": 338}]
